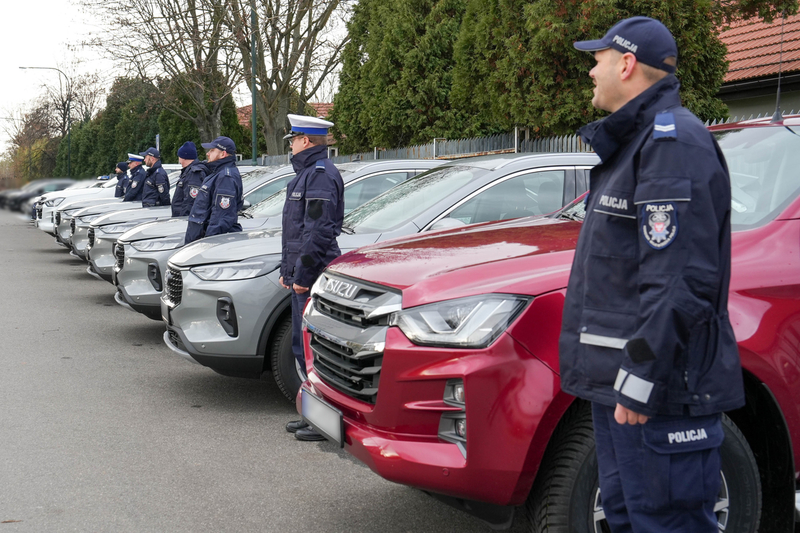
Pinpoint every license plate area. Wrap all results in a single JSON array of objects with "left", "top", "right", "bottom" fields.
[{"left": 301, "top": 388, "right": 344, "bottom": 447}]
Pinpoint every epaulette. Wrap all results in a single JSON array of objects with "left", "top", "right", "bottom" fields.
[
  {"left": 316, "top": 161, "right": 326, "bottom": 172},
  {"left": 653, "top": 112, "right": 677, "bottom": 141}
]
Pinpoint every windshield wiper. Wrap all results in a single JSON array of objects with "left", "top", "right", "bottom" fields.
[
  {"left": 239, "top": 211, "right": 253, "bottom": 219},
  {"left": 340, "top": 225, "right": 355, "bottom": 235},
  {"left": 560, "top": 211, "right": 583, "bottom": 222}
]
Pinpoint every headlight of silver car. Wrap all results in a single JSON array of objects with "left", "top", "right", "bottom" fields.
[
  {"left": 79, "top": 215, "right": 100, "bottom": 224},
  {"left": 130, "top": 236, "right": 185, "bottom": 251},
  {"left": 189, "top": 254, "right": 281, "bottom": 281},
  {"left": 98, "top": 220, "right": 156, "bottom": 236},
  {"left": 45, "top": 197, "right": 65, "bottom": 207},
  {"left": 389, "top": 294, "right": 530, "bottom": 348}
]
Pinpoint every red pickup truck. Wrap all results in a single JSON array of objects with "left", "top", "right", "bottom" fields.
[{"left": 298, "top": 120, "right": 800, "bottom": 531}]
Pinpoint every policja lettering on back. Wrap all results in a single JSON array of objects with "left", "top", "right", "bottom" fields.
[
  {"left": 279, "top": 114, "right": 344, "bottom": 442},
  {"left": 559, "top": 16, "right": 744, "bottom": 532}
]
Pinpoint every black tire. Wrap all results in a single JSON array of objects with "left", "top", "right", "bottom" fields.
[
  {"left": 270, "top": 315, "right": 302, "bottom": 403},
  {"left": 524, "top": 403, "right": 761, "bottom": 533}
]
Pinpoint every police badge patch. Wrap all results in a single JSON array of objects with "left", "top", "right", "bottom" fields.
[
  {"left": 131, "top": 181, "right": 138, "bottom": 188},
  {"left": 189, "top": 187, "right": 199, "bottom": 198},
  {"left": 219, "top": 196, "right": 231, "bottom": 209},
  {"left": 642, "top": 203, "right": 678, "bottom": 249},
  {"left": 157, "top": 184, "right": 164, "bottom": 194}
]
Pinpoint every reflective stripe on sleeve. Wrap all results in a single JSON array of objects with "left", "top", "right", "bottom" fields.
[
  {"left": 579, "top": 333, "right": 628, "bottom": 349},
  {"left": 614, "top": 368, "right": 654, "bottom": 404}
]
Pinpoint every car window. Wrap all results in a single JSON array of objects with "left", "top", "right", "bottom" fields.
[
  {"left": 444, "top": 170, "right": 566, "bottom": 225},
  {"left": 716, "top": 127, "right": 800, "bottom": 229},
  {"left": 345, "top": 166, "right": 477, "bottom": 233},
  {"left": 343, "top": 172, "right": 409, "bottom": 214},
  {"left": 247, "top": 189, "right": 287, "bottom": 218},
  {"left": 244, "top": 176, "right": 293, "bottom": 205}
]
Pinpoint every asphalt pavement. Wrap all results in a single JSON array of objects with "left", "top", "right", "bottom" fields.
[{"left": 0, "top": 210, "right": 526, "bottom": 533}]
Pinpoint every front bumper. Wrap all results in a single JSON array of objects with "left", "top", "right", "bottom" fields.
[
  {"left": 55, "top": 216, "right": 73, "bottom": 246},
  {"left": 161, "top": 267, "right": 288, "bottom": 376},
  {"left": 113, "top": 245, "right": 178, "bottom": 318},
  {"left": 38, "top": 206, "right": 56, "bottom": 234},
  {"left": 70, "top": 224, "right": 91, "bottom": 260},
  {"left": 88, "top": 231, "right": 125, "bottom": 283},
  {"left": 300, "top": 327, "right": 563, "bottom": 507}
]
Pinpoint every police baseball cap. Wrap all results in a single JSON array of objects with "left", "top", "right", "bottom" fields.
[
  {"left": 574, "top": 16, "right": 678, "bottom": 73},
  {"left": 139, "top": 147, "right": 161, "bottom": 159},
  {"left": 201, "top": 136, "right": 236, "bottom": 154}
]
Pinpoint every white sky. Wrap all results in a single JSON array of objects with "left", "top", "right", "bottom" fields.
[{"left": 0, "top": 0, "right": 117, "bottom": 155}]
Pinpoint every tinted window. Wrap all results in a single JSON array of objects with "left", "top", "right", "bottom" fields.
[
  {"left": 345, "top": 166, "right": 477, "bottom": 233},
  {"left": 343, "top": 172, "right": 409, "bottom": 214},
  {"left": 716, "top": 127, "right": 800, "bottom": 229},
  {"left": 444, "top": 170, "right": 566, "bottom": 225}
]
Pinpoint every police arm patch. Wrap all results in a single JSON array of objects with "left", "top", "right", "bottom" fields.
[
  {"left": 642, "top": 202, "right": 678, "bottom": 249},
  {"left": 217, "top": 194, "right": 232, "bottom": 209},
  {"left": 189, "top": 187, "right": 199, "bottom": 198}
]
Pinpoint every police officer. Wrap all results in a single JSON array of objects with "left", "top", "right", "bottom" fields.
[
  {"left": 122, "top": 153, "right": 146, "bottom": 203},
  {"left": 172, "top": 142, "right": 209, "bottom": 217},
  {"left": 280, "top": 114, "right": 344, "bottom": 442},
  {"left": 184, "top": 136, "right": 243, "bottom": 244},
  {"left": 559, "top": 17, "right": 744, "bottom": 532},
  {"left": 140, "top": 147, "right": 170, "bottom": 207},
  {"left": 114, "top": 162, "right": 129, "bottom": 198}
]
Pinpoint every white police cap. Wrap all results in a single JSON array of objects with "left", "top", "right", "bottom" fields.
[
  {"left": 283, "top": 114, "right": 334, "bottom": 140},
  {"left": 127, "top": 153, "right": 144, "bottom": 162}
]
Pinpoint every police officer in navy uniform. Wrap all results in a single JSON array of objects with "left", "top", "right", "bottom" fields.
[
  {"left": 122, "top": 153, "right": 146, "bottom": 203},
  {"left": 184, "top": 136, "right": 243, "bottom": 244},
  {"left": 172, "top": 142, "right": 209, "bottom": 217},
  {"left": 114, "top": 162, "right": 129, "bottom": 198},
  {"left": 140, "top": 147, "right": 170, "bottom": 207},
  {"left": 559, "top": 17, "right": 744, "bottom": 532},
  {"left": 280, "top": 114, "right": 344, "bottom": 442}
]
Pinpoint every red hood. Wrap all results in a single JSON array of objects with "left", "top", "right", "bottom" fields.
[{"left": 327, "top": 217, "right": 582, "bottom": 308}]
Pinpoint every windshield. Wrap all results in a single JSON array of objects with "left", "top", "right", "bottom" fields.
[
  {"left": 715, "top": 126, "right": 800, "bottom": 230},
  {"left": 242, "top": 168, "right": 279, "bottom": 187},
  {"left": 101, "top": 178, "right": 119, "bottom": 188},
  {"left": 247, "top": 189, "right": 287, "bottom": 218},
  {"left": 343, "top": 166, "right": 476, "bottom": 233}
]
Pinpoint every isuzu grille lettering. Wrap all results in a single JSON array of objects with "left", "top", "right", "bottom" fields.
[{"left": 325, "top": 278, "right": 359, "bottom": 299}]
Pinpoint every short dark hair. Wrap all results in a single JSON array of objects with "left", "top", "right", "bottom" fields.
[{"left": 306, "top": 134, "right": 328, "bottom": 147}]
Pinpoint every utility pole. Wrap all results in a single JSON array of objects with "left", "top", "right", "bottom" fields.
[
  {"left": 251, "top": 0, "right": 258, "bottom": 165},
  {"left": 19, "top": 66, "right": 71, "bottom": 178}
]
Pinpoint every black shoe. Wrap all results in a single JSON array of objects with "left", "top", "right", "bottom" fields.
[
  {"left": 295, "top": 427, "right": 326, "bottom": 441},
  {"left": 285, "top": 420, "right": 309, "bottom": 433}
]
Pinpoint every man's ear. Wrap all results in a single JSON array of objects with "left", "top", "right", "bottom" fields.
[{"left": 619, "top": 53, "right": 638, "bottom": 81}]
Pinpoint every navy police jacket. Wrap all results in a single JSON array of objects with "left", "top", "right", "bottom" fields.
[
  {"left": 172, "top": 160, "right": 209, "bottom": 217},
  {"left": 184, "top": 155, "right": 243, "bottom": 244},
  {"left": 122, "top": 165, "right": 146, "bottom": 202},
  {"left": 559, "top": 75, "right": 745, "bottom": 418},
  {"left": 142, "top": 159, "right": 170, "bottom": 207},
  {"left": 280, "top": 145, "right": 344, "bottom": 288},
  {"left": 114, "top": 174, "right": 129, "bottom": 198}
]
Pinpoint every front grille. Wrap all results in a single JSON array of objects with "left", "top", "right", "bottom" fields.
[
  {"left": 55, "top": 212, "right": 61, "bottom": 226},
  {"left": 165, "top": 266, "right": 183, "bottom": 306},
  {"left": 36, "top": 206, "right": 43, "bottom": 219},
  {"left": 168, "top": 329, "right": 187, "bottom": 352},
  {"left": 87, "top": 228, "right": 95, "bottom": 248},
  {"left": 311, "top": 333, "right": 382, "bottom": 404},
  {"left": 69, "top": 218, "right": 76, "bottom": 235},
  {"left": 114, "top": 244, "right": 125, "bottom": 271}
]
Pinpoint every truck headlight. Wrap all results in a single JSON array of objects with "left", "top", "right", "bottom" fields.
[
  {"left": 45, "top": 197, "right": 65, "bottom": 207},
  {"left": 389, "top": 294, "right": 530, "bottom": 348},
  {"left": 130, "top": 236, "right": 185, "bottom": 251},
  {"left": 190, "top": 254, "right": 281, "bottom": 281}
]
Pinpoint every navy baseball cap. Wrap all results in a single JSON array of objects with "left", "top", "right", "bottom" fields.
[
  {"left": 574, "top": 17, "right": 677, "bottom": 73},
  {"left": 201, "top": 136, "right": 236, "bottom": 154},
  {"left": 139, "top": 147, "right": 161, "bottom": 158}
]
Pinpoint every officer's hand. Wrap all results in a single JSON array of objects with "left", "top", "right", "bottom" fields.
[
  {"left": 614, "top": 404, "right": 649, "bottom": 425},
  {"left": 293, "top": 283, "right": 309, "bottom": 294},
  {"left": 279, "top": 277, "right": 290, "bottom": 290}
]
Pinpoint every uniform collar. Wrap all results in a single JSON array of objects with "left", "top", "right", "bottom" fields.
[
  {"left": 291, "top": 145, "right": 328, "bottom": 174},
  {"left": 208, "top": 155, "right": 236, "bottom": 172},
  {"left": 145, "top": 159, "right": 163, "bottom": 174},
  {"left": 578, "top": 75, "right": 682, "bottom": 163}
]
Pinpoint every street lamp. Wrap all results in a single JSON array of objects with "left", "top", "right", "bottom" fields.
[{"left": 19, "top": 66, "right": 71, "bottom": 179}]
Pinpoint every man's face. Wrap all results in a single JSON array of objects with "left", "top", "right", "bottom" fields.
[
  {"left": 206, "top": 148, "right": 226, "bottom": 162},
  {"left": 115, "top": 168, "right": 122, "bottom": 174},
  {"left": 144, "top": 155, "right": 156, "bottom": 167},
  {"left": 289, "top": 135, "right": 311, "bottom": 154},
  {"left": 129, "top": 161, "right": 141, "bottom": 169},
  {"left": 589, "top": 49, "right": 625, "bottom": 113},
  {"left": 178, "top": 157, "right": 192, "bottom": 168}
]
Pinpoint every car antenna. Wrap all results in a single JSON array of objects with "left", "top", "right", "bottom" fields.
[{"left": 771, "top": 10, "right": 787, "bottom": 124}]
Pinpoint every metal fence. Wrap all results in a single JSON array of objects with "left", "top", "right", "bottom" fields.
[{"left": 257, "top": 128, "right": 591, "bottom": 166}]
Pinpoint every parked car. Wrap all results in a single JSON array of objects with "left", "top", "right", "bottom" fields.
[
  {"left": 5, "top": 179, "right": 75, "bottom": 212},
  {"left": 162, "top": 153, "right": 598, "bottom": 403},
  {"left": 114, "top": 160, "right": 444, "bottom": 320},
  {"left": 35, "top": 178, "right": 119, "bottom": 234},
  {"left": 0, "top": 178, "right": 65, "bottom": 209},
  {"left": 298, "top": 121, "right": 800, "bottom": 532},
  {"left": 86, "top": 165, "right": 296, "bottom": 283}
]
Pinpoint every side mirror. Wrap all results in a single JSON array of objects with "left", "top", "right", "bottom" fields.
[
  {"left": 427, "top": 217, "right": 466, "bottom": 232},
  {"left": 242, "top": 200, "right": 251, "bottom": 210}
]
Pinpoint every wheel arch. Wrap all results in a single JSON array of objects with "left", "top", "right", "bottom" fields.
[{"left": 257, "top": 294, "right": 292, "bottom": 376}]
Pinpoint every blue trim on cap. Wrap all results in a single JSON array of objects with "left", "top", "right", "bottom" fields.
[{"left": 292, "top": 127, "right": 329, "bottom": 135}]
